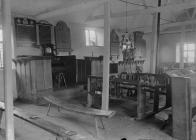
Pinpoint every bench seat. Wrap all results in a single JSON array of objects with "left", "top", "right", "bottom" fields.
[
  {"left": 43, "top": 95, "right": 116, "bottom": 137},
  {"left": 44, "top": 95, "right": 115, "bottom": 118}
]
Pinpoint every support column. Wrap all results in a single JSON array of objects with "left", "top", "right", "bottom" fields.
[
  {"left": 180, "top": 26, "right": 185, "bottom": 69},
  {"left": 102, "top": 0, "right": 110, "bottom": 111},
  {"left": 150, "top": 0, "right": 161, "bottom": 74},
  {"left": 150, "top": 13, "right": 158, "bottom": 73},
  {"left": 2, "top": 0, "right": 15, "bottom": 139}
]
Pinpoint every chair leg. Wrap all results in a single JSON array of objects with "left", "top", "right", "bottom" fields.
[{"left": 47, "top": 103, "right": 51, "bottom": 116}]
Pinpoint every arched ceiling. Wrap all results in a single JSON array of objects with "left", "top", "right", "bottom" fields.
[{"left": 6, "top": 0, "right": 196, "bottom": 31}]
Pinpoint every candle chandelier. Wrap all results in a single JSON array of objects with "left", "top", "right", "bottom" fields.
[{"left": 120, "top": 0, "right": 135, "bottom": 61}]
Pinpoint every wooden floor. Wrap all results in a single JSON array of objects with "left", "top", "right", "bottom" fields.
[{"left": 1, "top": 88, "right": 196, "bottom": 140}]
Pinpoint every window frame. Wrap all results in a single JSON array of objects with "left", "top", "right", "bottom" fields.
[
  {"left": 85, "top": 28, "right": 98, "bottom": 47},
  {"left": 176, "top": 43, "right": 196, "bottom": 64}
]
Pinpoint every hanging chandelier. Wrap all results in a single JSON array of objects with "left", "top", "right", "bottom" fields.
[{"left": 120, "top": 0, "right": 134, "bottom": 51}]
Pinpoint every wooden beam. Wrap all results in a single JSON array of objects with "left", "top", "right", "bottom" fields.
[
  {"left": 155, "top": 0, "right": 161, "bottom": 74},
  {"left": 101, "top": 0, "right": 110, "bottom": 111},
  {"left": 2, "top": 0, "right": 15, "bottom": 140},
  {"left": 126, "top": 19, "right": 196, "bottom": 33},
  {"left": 36, "top": 0, "right": 107, "bottom": 19},
  {"left": 87, "top": 0, "right": 196, "bottom": 21},
  {"left": 150, "top": 14, "right": 158, "bottom": 73},
  {"left": 160, "top": 29, "right": 196, "bottom": 35}
]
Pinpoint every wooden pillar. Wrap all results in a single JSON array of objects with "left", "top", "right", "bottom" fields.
[
  {"left": 150, "top": 13, "right": 158, "bottom": 73},
  {"left": 180, "top": 26, "right": 185, "bottom": 69},
  {"left": 150, "top": 0, "right": 161, "bottom": 74},
  {"left": 101, "top": 0, "right": 110, "bottom": 111},
  {"left": 171, "top": 77, "right": 192, "bottom": 140},
  {"left": 2, "top": 0, "right": 15, "bottom": 139}
]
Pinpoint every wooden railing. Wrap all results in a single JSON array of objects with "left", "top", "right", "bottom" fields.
[{"left": 87, "top": 73, "right": 172, "bottom": 119}]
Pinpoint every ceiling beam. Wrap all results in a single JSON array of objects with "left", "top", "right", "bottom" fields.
[
  {"left": 36, "top": 0, "right": 108, "bottom": 19},
  {"left": 87, "top": 0, "right": 196, "bottom": 21},
  {"left": 127, "top": 19, "right": 196, "bottom": 33}
]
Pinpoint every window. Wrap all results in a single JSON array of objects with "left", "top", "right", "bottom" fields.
[
  {"left": 0, "top": 29, "right": 3, "bottom": 68},
  {"left": 85, "top": 28, "right": 97, "bottom": 47},
  {"left": 176, "top": 43, "right": 195, "bottom": 63}
]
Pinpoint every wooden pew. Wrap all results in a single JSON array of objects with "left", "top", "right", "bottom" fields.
[
  {"left": 0, "top": 101, "right": 88, "bottom": 140},
  {"left": 43, "top": 95, "right": 116, "bottom": 137}
]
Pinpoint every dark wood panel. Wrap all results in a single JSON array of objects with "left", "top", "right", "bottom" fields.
[
  {"left": 14, "top": 17, "right": 36, "bottom": 44},
  {"left": 39, "top": 23, "right": 52, "bottom": 45}
]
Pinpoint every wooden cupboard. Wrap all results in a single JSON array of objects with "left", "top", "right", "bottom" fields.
[{"left": 14, "top": 56, "right": 53, "bottom": 103}]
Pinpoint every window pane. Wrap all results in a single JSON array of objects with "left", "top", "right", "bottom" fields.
[
  {"left": 184, "top": 51, "right": 188, "bottom": 57},
  {"left": 176, "top": 45, "right": 180, "bottom": 63},
  {"left": 89, "top": 30, "right": 96, "bottom": 46},
  {"left": 184, "top": 44, "right": 188, "bottom": 51},
  {"left": 188, "top": 51, "right": 194, "bottom": 58},
  {"left": 187, "top": 44, "right": 195, "bottom": 50},
  {"left": 85, "top": 30, "right": 90, "bottom": 46}
]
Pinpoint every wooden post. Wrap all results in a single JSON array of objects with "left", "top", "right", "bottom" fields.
[
  {"left": 102, "top": 0, "right": 110, "bottom": 111},
  {"left": 180, "top": 26, "right": 185, "bottom": 69},
  {"left": 150, "top": 13, "right": 158, "bottom": 74},
  {"left": 2, "top": 0, "right": 15, "bottom": 139},
  {"left": 171, "top": 77, "right": 192, "bottom": 140},
  {"left": 150, "top": 0, "right": 161, "bottom": 74}
]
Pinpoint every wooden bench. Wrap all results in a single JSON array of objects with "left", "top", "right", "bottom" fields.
[
  {"left": 0, "top": 101, "right": 88, "bottom": 140},
  {"left": 43, "top": 95, "right": 116, "bottom": 137}
]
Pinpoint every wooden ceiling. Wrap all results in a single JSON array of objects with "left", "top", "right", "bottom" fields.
[{"left": 1, "top": 0, "right": 196, "bottom": 31}]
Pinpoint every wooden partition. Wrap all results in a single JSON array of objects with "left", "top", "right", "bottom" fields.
[
  {"left": 171, "top": 77, "right": 192, "bottom": 140},
  {"left": 14, "top": 56, "right": 53, "bottom": 103},
  {"left": 87, "top": 73, "right": 171, "bottom": 119}
]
